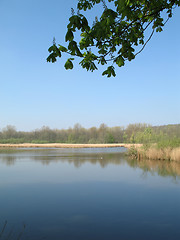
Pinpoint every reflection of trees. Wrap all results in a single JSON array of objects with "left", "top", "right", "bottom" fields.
[
  {"left": 32, "top": 153, "right": 180, "bottom": 178},
  {"left": 32, "top": 153, "right": 126, "bottom": 168},
  {"left": 126, "top": 158, "right": 180, "bottom": 179},
  {"left": 1, "top": 149, "right": 180, "bottom": 179},
  {"left": 1, "top": 156, "right": 16, "bottom": 166}
]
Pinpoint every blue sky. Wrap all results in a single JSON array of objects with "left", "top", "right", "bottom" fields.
[{"left": 0, "top": 0, "right": 180, "bottom": 131}]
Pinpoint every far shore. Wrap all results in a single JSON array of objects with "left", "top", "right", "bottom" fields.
[{"left": 0, "top": 143, "right": 142, "bottom": 149}]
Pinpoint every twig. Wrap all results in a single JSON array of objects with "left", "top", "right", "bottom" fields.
[
  {"left": 0, "top": 221, "right": 7, "bottom": 239},
  {"left": 135, "top": 29, "right": 155, "bottom": 57}
]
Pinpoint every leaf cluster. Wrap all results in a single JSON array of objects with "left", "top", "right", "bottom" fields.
[{"left": 47, "top": 0, "right": 180, "bottom": 77}]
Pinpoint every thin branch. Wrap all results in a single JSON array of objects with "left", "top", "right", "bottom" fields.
[
  {"left": 0, "top": 221, "right": 7, "bottom": 238},
  {"left": 163, "top": 17, "right": 170, "bottom": 26},
  {"left": 135, "top": 29, "right": 155, "bottom": 57},
  {"left": 102, "top": 19, "right": 154, "bottom": 62},
  {"left": 134, "top": 15, "right": 170, "bottom": 57}
]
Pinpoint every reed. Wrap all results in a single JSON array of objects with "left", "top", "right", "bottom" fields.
[
  {"left": 0, "top": 221, "right": 25, "bottom": 240},
  {"left": 133, "top": 146, "right": 180, "bottom": 162},
  {"left": 171, "top": 148, "right": 180, "bottom": 162}
]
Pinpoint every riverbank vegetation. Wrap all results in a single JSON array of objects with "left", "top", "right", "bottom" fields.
[
  {"left": 129, "top": 145, "right": 180, "bottom": 162},
  {"left": 0, "top": 123, "right": 180, "bottom": 145},
  {"left": 128, "top": 134, "right": 180, "bottom": 162},
  {"left": 0, "top": 123, "right": 180, "bottom": 161}
]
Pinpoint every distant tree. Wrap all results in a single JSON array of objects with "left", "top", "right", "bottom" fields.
[
  {"left": 111, "top": 126, "right": 124, "bottom": 143},
  {"left": 2, "top": 125, "right": 17, "bottom": 139},
  {"left": 47, "top": 0, "right": 180, "bottom": 77},
  {"left": 125, "top": 123, "right": 150, "bottom": 141},
  {"left": 36, "top": 126, "right": 56, "bottom": 142},
  {"left": 123, "top": 132, "right": 128, "bottom": 143},
  {"left": 105, "top": 132, "right": 115, "bottom": 143},
  {"left": 98, "top": 123, "right": 108, "bottom": 142},
  {"left": 73, "top": 123, "right": 85, "bottom": 143},
  {"left": 88, "top": 126, "right": 98, "bottom": 143},
  {"left": 0, "top": 124, "right": 180, "bottom": 144}
]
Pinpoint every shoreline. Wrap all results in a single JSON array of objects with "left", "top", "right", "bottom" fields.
[{"left": 0, "top": 143, "right": 142, "bottom": 149}]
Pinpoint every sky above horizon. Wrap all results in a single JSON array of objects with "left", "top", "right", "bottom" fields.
[{"left": 0, "top": 0, "right": 180, "bottom": 131}]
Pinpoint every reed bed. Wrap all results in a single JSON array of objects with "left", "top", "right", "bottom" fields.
[
  {"left": 0, "top": 143, "right": 141, "bottom": 149},
  {"left": 136, "top": 146, "right": 180, "bottom": 162}
]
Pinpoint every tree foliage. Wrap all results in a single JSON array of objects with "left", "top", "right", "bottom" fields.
[
  {"left": 47, "top": 0, "right": 180, "bottom": 77},
  {"left": 0, "top": 124, "right": 180, "bottom": 145}
]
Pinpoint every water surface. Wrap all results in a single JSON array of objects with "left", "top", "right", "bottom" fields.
[{"left": 0, "top": 148, "right": 180, "bottom": 240}]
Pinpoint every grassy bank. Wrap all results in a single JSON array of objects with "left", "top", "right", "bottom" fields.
[{"left": 129, "top": 140, "right": 180, "bottom": 162}]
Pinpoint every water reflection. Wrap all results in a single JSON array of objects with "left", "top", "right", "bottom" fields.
[
  {"left": 0, "top": 148, "right": 127, "bottom": 168},
  {"left": 126, "top": 158, "right": 180, "bottom": 179},
  {"left": 0, "top": 156, "right": 16, "bottom": 166},
  {"left": 1, "top": 148, "right": 180, "bottom": 240},
  {"left": 33, "top": 153, "right": 126, "bottom": 168},
  {"left": 0, "top": 148, "right": 180, "bottom": 179}
]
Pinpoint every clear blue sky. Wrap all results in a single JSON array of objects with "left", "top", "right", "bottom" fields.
[{"left": 0, "top": 0, "right": 180, "bottom": 131}]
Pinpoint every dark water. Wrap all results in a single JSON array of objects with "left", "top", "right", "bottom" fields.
[{"left": 0, "top": 147, "right": 180, "bottom": 240}]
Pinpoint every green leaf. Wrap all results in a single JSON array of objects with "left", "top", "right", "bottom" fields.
[
  {"left": 46, "top": 53, "right": 57, "bottom": 63},
  {"left": 58, "top": 45, "right": 68, "bottom": 52},
  {"left": 102, "top": 66, "right": 116, "bottom": 77},
  {"left": 48, "top": 0, "right": 179, "bottom": 77},
  {"left": 65, "top": 29, "right": 74, "bottom": 42},
  {"left": 89, "top": 62, "right": 98, "bottom": 71},
  {"left": 81, "top": 17, "right": 89, "bottom": 31},
  {"left": 115, "top": 56, "right": 125, "bottom": 67},
  {"left": 68, "top": 41, "right": 83, "bottom": 57},
  {"left": 64, "top": 59, "right": 74, "bottom": 70},
  {"left": 48, "top": 45, "right": 56, "bottom": 53},
  {"left": 156, "top": 27, "right": 163, "bottom": 32}
]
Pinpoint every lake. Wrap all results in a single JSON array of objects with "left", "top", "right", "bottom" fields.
[{"left": 0, "top": 147, "right": 180, "bottom": 240}]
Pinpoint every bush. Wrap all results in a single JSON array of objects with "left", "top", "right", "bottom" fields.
[
  {"left": 157, "top": 138, "right": 180, "bottom": 149},
  {"left": 128, "top": 146, "right": 138, "bottom": 159},
  {"left": 31, "top": 140, "right": 49, "bottom": 144},
  {"left": 0, "top": 138, "right": 25, "bottom": 144}
]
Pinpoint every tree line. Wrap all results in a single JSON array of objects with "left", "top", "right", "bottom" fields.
[{"left": 0, "top": 123, "right": 180, "bottom": 145}]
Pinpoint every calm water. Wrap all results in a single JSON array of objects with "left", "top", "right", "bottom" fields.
[{"left": 0, "top": 147, "right": 180, "bottom": 240}]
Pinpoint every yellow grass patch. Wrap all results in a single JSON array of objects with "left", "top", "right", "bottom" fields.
[
  {"left": 0, "top": 143, "right": 142, "bottom": 149},
  {"left": 137, "top": 146, "right": 180, "bottom": 162}
]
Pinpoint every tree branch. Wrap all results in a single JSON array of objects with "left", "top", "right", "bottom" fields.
[{"left": 135, "top": 29, "right": 155, "bottom": 57}]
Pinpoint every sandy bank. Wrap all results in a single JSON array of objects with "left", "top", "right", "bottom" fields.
[{"left": 0, "top": 143, "right": 142, "bottom": 149}]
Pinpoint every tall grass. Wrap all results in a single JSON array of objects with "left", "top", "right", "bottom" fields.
[
  {"left": 129, "top": 141, "right": 180, "bottom": 162},
  {"left": 142, "top": 147, "right": 180, "bottom": 161}
]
